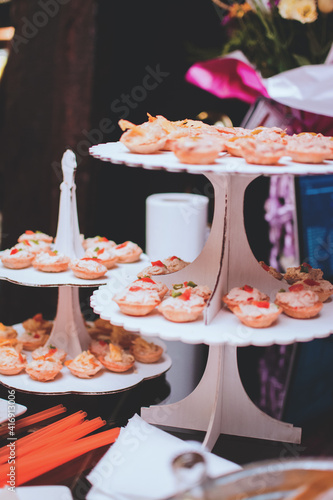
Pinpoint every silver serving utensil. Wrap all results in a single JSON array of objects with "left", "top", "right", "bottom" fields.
[{"left": 171, "top": 450, "right": 210, "bottom": 499}]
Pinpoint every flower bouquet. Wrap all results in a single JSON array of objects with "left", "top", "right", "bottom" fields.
[
  {"left": 186, "top": 0, "right": 333, "bottom": 118},
  {"left": 218, "top": 0, "right": 333, "bottom": 77}
]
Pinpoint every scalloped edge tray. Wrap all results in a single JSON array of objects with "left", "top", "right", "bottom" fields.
[
  {"left": 0, "top": 255, "right": 149, "bottom": 287},
  {"left": 90, "top": 142, "right": 333, "bottom": 176},
  {"left": 91, "top": 281, "right": 333, "bottom": 347},
  {"left": 0, "top": 324, "right": 171, "bottom": 395}
]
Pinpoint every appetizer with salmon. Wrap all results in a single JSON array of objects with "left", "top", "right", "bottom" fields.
[
  {"left": 284, "top": 262, "right": 324, "bottom": 284},
  {"left": 137, "top": 256, "right": 189, "bottom": 278},
  {"left": 32, "top": 250, "right": 70, "bottom": 273},
  {"left": 25, "top": 357, "right": 63, "bottom": 382},
  {"left": 32, "top": 344, "right": 67, "bottom": 363},
  {"left": 113, "top": 284, "right": 161, "bottom": 316},
  {"left": 0, "top": 346, "right": 26, "bottom": 375},
  {"left": 17, "top": 230, "right": 53, "bottom": 244},
  {"left": 98, "top": 343, "right": 135, "bottom": 373},
  {"left": 113, "top": 241, "right": 143, "bottom": 263},
  {"left": 290, "top": 279, "right": 333, "bottom": 302},
  {"left": 0, "top": 322, "right": 17, "bottom": 339},
  {"left": 70, "top": 257, "right": 108, "bottom": 280},
  {"left": 130, "top": 337, "right": 163, "bottom": 363},
  {"left": 65, "top": 351, "right": 103, "bottom": 378},
  {"left": 232, "top": 300, "right": 282, "bottom": 328},
  {"left": 1, "top": 247, "right": 35, "bottom": 269},
  {"left": 275, "top": 287, "right": 323, "bottom": 319},
  {"left": 222, "top": 285, "right": 270, "bottom": 311},
  {"left": 22, "top": 313, "right": 53, "bottom": 336},
  {"left": 158, "top": 288, "right": 206, "bottom": 322}
]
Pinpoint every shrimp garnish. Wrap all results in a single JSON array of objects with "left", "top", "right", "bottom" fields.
[
  {"left": 118, "top": 119, "right": 137, "bottom": 131},
  {"left": 0, "top": 346, "right": 26, "bottom": 375},
  {"left": 119, "top": 118, "right": 167, "bottom": 154},
  {"left": 65, "top": 350, "right": 103, "bottom": 378},
  {"left": 130, "top": 337, "right": 163, "bottom": 364},
  {"left": 99, "top": 343, "right": 135, "bottom": 373}
]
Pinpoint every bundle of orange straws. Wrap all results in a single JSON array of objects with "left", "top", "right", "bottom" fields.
[{"left": 0, "top": 404, "right": 120, "bottom": 486}]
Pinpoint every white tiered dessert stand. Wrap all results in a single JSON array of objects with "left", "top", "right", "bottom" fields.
[
  {"left": 89, "top": 141, "right": 333, "bottom": 450},
  {"left": 0, "top": 150, "right": 171, "bottom": 395}
]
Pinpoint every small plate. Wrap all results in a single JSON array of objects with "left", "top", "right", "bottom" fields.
[
  {"left": 15, "top": 485, "right": 73, "bottom": 500},
  {"left": 0, "top": 398, "right": 27, "bottom": 424}
]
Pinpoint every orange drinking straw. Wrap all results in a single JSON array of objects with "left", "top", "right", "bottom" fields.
[
  {"left": 0, "top": 410, "right": 87, "bottom": 463},
  {"left": 0, "top": 411, "right": 87, "bottom": 463},
  {"left": 20, "top": 417, "right": 107, "bottom": 456},
  {"left": 0, "top": 404, "right": 66, "bottom": 436},
  {"left": 0, "top": 426, "right": 120, "bottom": 486}
]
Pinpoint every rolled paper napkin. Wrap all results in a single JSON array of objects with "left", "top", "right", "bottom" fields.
[
  {"left": 87, "top": 414, "right": 241, "bottom": 500},
  {"left": 146, "top": 193, "right": 209, "bottom": 263}
]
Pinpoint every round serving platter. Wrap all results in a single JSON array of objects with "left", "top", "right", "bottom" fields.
[
  {"left": 0, "top": 254, "right": 150, "bottom": 288},
  {"left": 90, "top": 141, "right": 333, "bottom": 176},
  {"left": 0, "top": 324, "right": 171, "bottom": 395},
  {"left": 91, "top": 280, "right": 333, "bottom": 347}
]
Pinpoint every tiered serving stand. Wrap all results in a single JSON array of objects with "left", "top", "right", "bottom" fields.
[
  {"left": 89, "top": 141, "right": 333, "bottom": 451},
  {"left": 0, "top": 150, "right": 171, "bottom": 395}
]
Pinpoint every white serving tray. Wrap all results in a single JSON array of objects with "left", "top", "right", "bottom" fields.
[
  {"left": 0, "top": 324, "right": 171, "bottom": 395},
  {"left": 0, "top": 256, "right": 149, "bottom": 288},
  {"left": 90, "top": 141, "right": 333, "bottom": 176},
  {"left": 91, "top": 281, "right": 333, "bottom": 347}
]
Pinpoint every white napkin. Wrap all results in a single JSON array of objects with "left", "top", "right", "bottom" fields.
[
  {"left": 87, "top": 414, "right": 240, "bottom": 500},
  {"left": 0, "top": 486, "right": 73, "bottom": 500}
]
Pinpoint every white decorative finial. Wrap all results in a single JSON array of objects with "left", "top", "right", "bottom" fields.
[
  {"left": 61, "top": 149, "right": 77, "bottom": 188},
  {"left": 54, "top": 149, "right": 84, "bottom": 259}
]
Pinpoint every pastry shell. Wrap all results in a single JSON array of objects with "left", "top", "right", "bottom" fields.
[{"left": 232, "top": 304, "right": 282, "bottom": 328}]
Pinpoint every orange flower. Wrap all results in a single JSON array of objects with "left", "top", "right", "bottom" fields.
[{"left": 229, "top": 2, "right": 252, "bottom": 18}]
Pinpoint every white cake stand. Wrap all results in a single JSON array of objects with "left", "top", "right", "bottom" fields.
[
  {"left": 0, "top": 150, "right": 171, "bottom": 394},
  {"left": 90, "top": 142, "right": 333, "bottom": 449}
]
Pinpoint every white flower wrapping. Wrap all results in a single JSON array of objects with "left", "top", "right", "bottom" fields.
[{"left": 225, "top": 49, "right": 333, "bottom": 117}]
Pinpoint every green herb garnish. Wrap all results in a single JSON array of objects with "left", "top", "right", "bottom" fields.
[
  {"left": 173, "top": 284, "right": 183, "bottom": 290},
  {"left": 186, "top": 281, "right": 197, "bottom": 288}
]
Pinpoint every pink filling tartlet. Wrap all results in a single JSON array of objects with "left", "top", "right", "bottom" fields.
[
  {"left": 70, "top": 258, "right": 108, "bottom": 279},
  {"left": 275, "top": 288, "right": 323, "bottom": 319}
]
